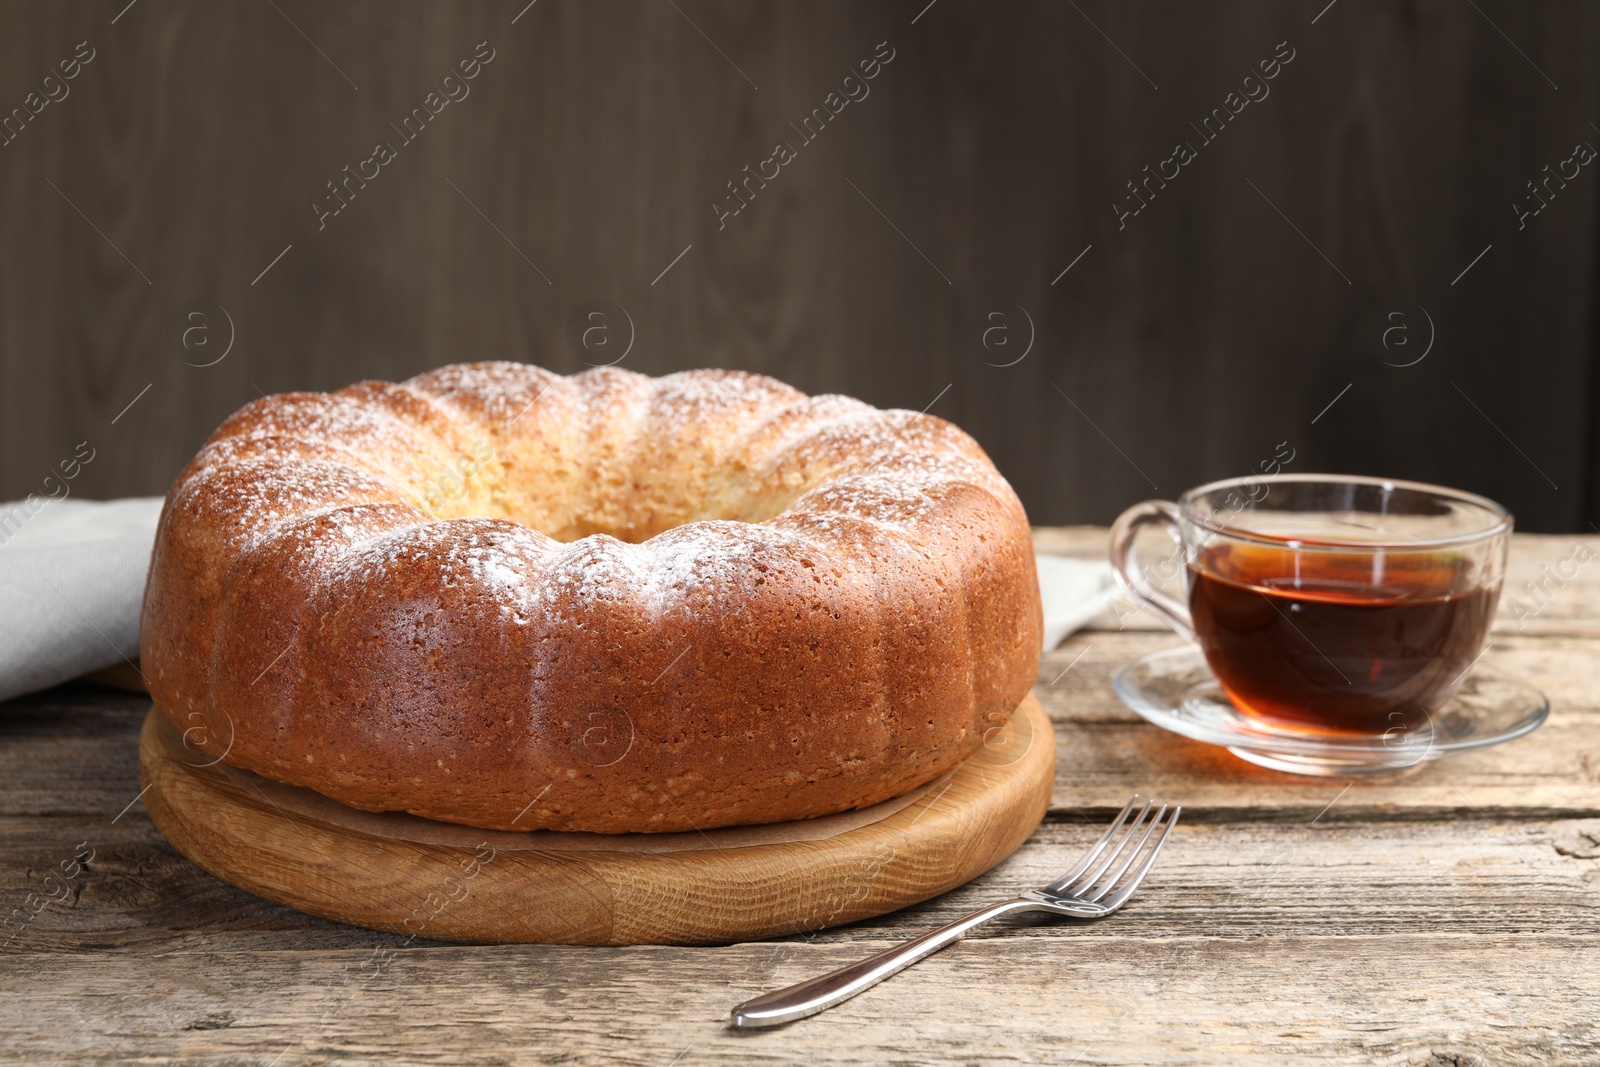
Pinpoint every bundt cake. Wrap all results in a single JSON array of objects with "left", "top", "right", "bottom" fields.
[{"left": 140, "top": 363, "right": 1043, "bottom": 832}]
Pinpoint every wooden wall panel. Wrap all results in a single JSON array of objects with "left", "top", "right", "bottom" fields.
[{"left": 1, "top": 0, "right": 1596, "bottom": 529}]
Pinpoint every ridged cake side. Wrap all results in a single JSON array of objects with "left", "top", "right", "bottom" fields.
[{"left": 140, "top": 364, "right": 1043, "bottom": 832}]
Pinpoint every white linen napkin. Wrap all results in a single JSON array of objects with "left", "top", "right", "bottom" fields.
[
  {"left": 1035, "top": 553, "right": 1117, "bottom": 651},
  {"left": 0, "top": 497, "right": 165, "bottom": 702},
  {"left": 0, "top": 498, "right": 1114, "bottom": 701}
]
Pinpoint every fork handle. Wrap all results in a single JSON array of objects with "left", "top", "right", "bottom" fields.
[{"left": 729, "top": 897, "right": 1041, "bottom": 1028}]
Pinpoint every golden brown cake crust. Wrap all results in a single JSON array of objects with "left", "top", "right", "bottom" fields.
[{"left": 140, "top": 364, "right": 1042, "bottom": 832}]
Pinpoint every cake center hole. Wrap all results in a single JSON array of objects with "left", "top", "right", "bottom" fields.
[{"left": 416, "top": 438, "right": 793, "bottom": 543}]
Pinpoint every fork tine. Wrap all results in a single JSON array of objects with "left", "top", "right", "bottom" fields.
[
  {"left": 1044, "top": 795, "right": 1141, "bottom": 893},
  {"left": 1097, "top": 805, "right": 1180, "bottom": 910},
  {"left": 1084, "top": 803, "right": 1167, "bottom": 901},
  {"left": 1051, "top": 798, "right": 1153, "bottom": 894}
]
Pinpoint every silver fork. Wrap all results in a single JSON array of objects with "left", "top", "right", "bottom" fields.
[{"left": 728, "top": 795, "right": 1179, "bottom": 1028}]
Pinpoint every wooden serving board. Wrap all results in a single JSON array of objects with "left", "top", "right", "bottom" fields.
[{"left": 139, "top": 696, "right": 1054, "bottom": 945}]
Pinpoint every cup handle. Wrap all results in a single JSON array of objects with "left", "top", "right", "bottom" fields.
[{"left": 1108, "top": 500, "right": 1197, "bottom": 644}]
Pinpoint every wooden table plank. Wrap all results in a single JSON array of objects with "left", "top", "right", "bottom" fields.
[
  {"left": 3, "top": 527, "right": 1598, "bottom": 1064},
  {"left": 1040, "top": 631, "right": 1600, "bottom": 819},
  {"left": 4, "top": 807, "right": 1597, "bottom": 952},
  {"left": 6, "top": 933, "right": 1597, "bottom": 1065}
]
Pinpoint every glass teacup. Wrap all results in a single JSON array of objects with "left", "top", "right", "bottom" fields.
[{"left": 1109, "top": 474, "right": 1511, "bottom": 738}]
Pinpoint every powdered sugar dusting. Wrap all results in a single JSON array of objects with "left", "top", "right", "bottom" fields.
[
  {"left": 647, "top": 369, "right": 803, "bottom": 434},
  {"left": 642, "top": 522, "right": 777, "bottom": 617},
  {"left": 540, "top": 536, "right": 652, "bottom": 609},
  {"left": 177, "top": 457, "right": 413, "bottom": 557},
  {"left": 332, "top": 519, "right": 554, "bottom": 621},
  {"left": 408, "top": 362, "right": 562, "bottom": 430},
  {"left": 178, "top": 363, "right": 1021, "bottom": 613}
]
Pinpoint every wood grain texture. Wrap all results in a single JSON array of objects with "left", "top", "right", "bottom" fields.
[
  {"left": 1, "top": 2, "right": 1598, "bottom": 531},
  {"left": 2, "top": 527, "right": 1598, "bottom": 1064},
  {"left": 136, "top": 698, "right": 1054, "bottom": 946},
  {"left": 5, "top": 934, "right": 1598, "bottom": 1066}
]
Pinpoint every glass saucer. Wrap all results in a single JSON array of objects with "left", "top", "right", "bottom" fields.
[{"left": 1112, "top": 646, "right": 1549, "bottom": 776}]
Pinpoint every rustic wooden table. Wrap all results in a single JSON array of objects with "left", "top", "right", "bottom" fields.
[{"left": 2, "top": 527, "right": 1596, "bottom": 1065}]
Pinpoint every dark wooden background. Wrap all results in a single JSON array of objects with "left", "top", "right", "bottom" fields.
[{"left": 1, "top": 0, "right": 1597, "bottom": 530}]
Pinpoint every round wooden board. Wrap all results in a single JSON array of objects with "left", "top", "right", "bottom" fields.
[{"left": 140, "top": 696, "right": 1054, "bottom": 945}]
